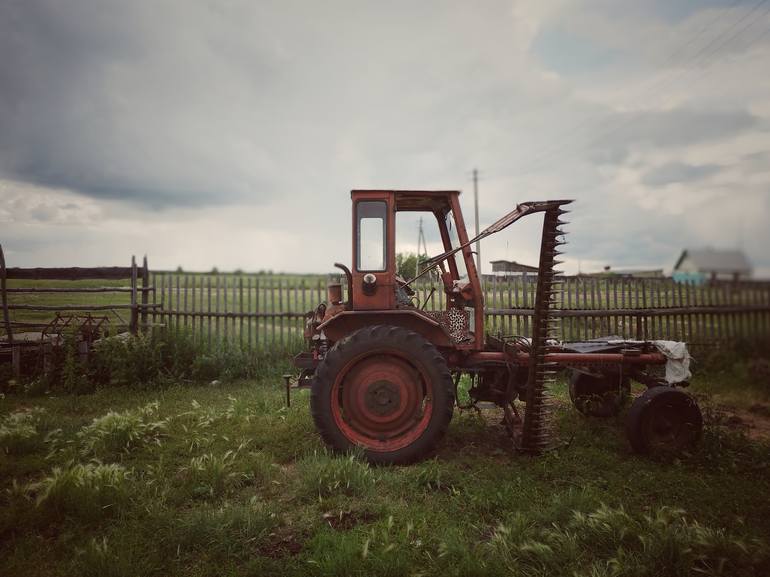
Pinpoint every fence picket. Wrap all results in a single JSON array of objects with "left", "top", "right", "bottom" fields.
[
  {"left": 665, "top": 280, "right": 672, "bottom": 340},
  {"left": 197, "top": 276, "right": 203, "bottom": 345},
  {"left": 614, "top": 278, "right": 620, "bottom": 339},
  {"left": 238, "top": 277, "right": 244, "bottom": 349},
  {"left": 159, "top": 274, "right": 165, "bottom": 329},
  {"left": 278, "top": 278, "right": 284, "bottom": 347}
]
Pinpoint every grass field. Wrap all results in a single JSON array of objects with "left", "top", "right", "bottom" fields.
[{"left": 2, "top": 362, "right": 770, "bottom": 577}]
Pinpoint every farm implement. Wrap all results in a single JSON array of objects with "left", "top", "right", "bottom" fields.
[{"left": 291, "top": 190, "right": 702, "bottom": 464}]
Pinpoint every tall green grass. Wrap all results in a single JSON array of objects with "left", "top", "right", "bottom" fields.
[
  {"left": 4, "top": 329, "right": 298, "bottom": 395},
  {"left": 78, "top": 402, "right": 167, "bottom": 457},
  {"left": 298, "top": 450, "right": 376, "bottom": 500},
  {"left": 28, "top": 462, "right": 132, "bottom": 521},
  {"left": 0, "top": 407, "right": 48, "bottom": 455}
]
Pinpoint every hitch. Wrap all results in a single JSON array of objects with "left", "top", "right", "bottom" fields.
[{"left": 282, "top": 373, "right": 313, "bottom": 407}]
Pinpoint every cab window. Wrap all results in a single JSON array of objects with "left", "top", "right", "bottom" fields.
[{"left": 357, "top": 201, "right": 387, "bottom": 271}]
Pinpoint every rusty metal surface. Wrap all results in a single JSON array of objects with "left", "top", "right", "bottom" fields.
[
  {"left": 327, "top": 346, "right": 435, "bottom": 453},
  {"left": 319, "top": 309, "right": 453, "bottom": 348}
]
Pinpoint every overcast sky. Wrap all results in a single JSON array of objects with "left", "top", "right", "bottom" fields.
[{"left": 1, "top": 0, "right": 769, "bottom": 276}]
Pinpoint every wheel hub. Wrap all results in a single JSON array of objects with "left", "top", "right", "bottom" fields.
[
  {"left": 335, "top": 354, "right": 430, "bottom": 445},
  {"left": 365, "top": 380, "right": 401, "bottom": 416}
]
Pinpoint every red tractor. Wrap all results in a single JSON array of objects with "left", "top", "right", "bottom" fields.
[{"left": 292, "top": 190, "right": 702, "bottom": 464}]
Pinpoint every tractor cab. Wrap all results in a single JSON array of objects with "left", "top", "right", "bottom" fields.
[
  {"left": 351, "top": 190, "right": 480, "bottom": 312},
  {"left": 316, "top": 190, "right": 485, "bottom": 350}
]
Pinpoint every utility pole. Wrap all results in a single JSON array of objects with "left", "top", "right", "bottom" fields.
[
  {"left": 473, "top": 168, "right": 481, "bottom": 279},
  {"left": 416, "top": 217, "right": 428, "bottom": 277}
]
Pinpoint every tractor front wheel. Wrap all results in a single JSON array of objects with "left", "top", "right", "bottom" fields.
[{"left": 311, "top": 325, "right": 454, "bottom": 465}]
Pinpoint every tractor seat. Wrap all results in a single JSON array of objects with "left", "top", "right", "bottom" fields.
[{"left": 424, "top": 308, "right": 471, "bottom": 343}]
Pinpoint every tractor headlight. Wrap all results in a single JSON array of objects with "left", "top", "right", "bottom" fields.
[{"left": 362, "top": 273, "right": 377, "bottom": 295}]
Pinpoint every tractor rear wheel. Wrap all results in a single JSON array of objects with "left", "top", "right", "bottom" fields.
[
  {"left": 311, "top": 325, "right": 454, "bottom": 465},
  {"left": 569, "top": 371, "right": 629, "bottom": 418},
  {"left": 625, "top": 386, "right": 702, "bottom": 455}
]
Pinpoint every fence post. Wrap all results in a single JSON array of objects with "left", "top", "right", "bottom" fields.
[
  {"left": 0, "top": 244, "right": 12, "bottom": 344},
  {"left": 129, "top": 255, "right": 138, "bottom": 334},
  {"left": 141, "top": 255, "right": 149, "bottom": 333}
]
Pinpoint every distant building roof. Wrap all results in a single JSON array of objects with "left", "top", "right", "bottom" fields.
[
  {"left": 674, "top": 248, "right": 752, "bottom": 275},
  {"left": 585, "top": 268, "right": 664, "bottom": 278},
  {"left": 489, "top": 260, "right": 539, "bottom": 273}
]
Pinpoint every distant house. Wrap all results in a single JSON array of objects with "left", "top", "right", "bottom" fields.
[
  {"left": 672, "top": 248, "right": 752, "bottom": 284},
  {"left": 482, "top": 260, "right": 539, "bottom": 283},
  {"left": 489, "top": 260, "right": 538, "bottom": 275},
  {"left": 584, "top": 266, "right": 664, "bottom": 279}
]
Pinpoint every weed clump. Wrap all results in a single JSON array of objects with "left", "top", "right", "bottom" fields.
[
  {"left": 74, "top": 537, "right": 140, "bottom": 577},
  {"left": 78, "top": 402, "right": 167, "bottom": 457},
  {"left": 0, "top": 407, "right": 48, "bottom": 454},
  {"left": 178, "top": 442, "right": 251, "bottom": 499},
  {"left": 298, "top": 451, "right": 376, "bottom": 499},
  {"left": 29, "top": 462, "right": 132, "bottom": 520},
  {"left": 410, "top": 458, "right": 462, "bottom": 495},
  {"left": 485, "top": 504, "right": 768, "bottom": 577}
]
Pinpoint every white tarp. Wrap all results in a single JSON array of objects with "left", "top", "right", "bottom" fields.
[
  {"left": 605, "top": 339, "right": 692, "bottom": 384},
  {"left": 652, "top": 340, "right": 692, "bottom": 384}
]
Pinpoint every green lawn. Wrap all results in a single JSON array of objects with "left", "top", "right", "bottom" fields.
[{"left": 1, "top": 370, "right": 769, "bottom": 577}]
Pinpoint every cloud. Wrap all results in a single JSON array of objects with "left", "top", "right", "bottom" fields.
[
  {"left": 585, "top": 107, "right": 759, "bottom": 166},
  {"left": 641, "top": 161, "right": 722, "bottom": 186},
  {"left": 0, "top": 179, "right": 102, "bottom": 225},
  {"left": 0, "top": 0, "right": 768, "bottom": 277},
  {"left": 0, "top": 1, "right": 287, "bottom": 208}
]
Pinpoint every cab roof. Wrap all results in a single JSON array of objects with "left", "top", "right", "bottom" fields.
[{"left": 351, "top": 190, "right": 460, "bottom": 213}]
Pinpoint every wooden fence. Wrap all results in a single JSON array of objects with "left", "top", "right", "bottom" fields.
[
  {"left": 0, "top": 247, "right": 153, "bottom": 342},
  {"left": 147, "top": 272, "right": 770, "bottom": 350},
  {"left": 2, "top": 244, "right": 768, "bottom": 351}
]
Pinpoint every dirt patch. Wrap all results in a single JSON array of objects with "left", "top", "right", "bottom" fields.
[
  {"left": 259, "top": 530, "right": 304, "bottom": 558},
  {"left": 321, "top": 509, "right": 378, "bottom": 531},
  {"left": 713, "top": 404, "right": 770, "bottom": 442},
  {"left": 438, "top": 407, "right": 516, "bottom": 460}
]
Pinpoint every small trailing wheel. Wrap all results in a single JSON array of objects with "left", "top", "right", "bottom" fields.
[
  {"left": 569, "top": 371, "right": 629, "bottom": 418},
  {"left": 625, "top": 386, "right": 702, "bottom": 455},
  {"left": 311, "top": 325, "right": 454, "bottom": 465}
]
